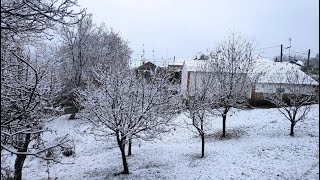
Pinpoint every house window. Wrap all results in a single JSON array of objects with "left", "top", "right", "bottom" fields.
[{"left": 276, "top": 88, "right": 285, "bottom": 93}]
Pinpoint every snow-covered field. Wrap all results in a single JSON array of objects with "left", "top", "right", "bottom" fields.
[{"left": 17, "top": 105, "right": 319, "bottom": 179}]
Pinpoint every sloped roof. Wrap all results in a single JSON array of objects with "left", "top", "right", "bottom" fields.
[
  {"left": 136, "top": 61, "right": 157, "bottom": 71},
  {"left": 183, "top": 60, "right": 211, "bottom": 71},
  {"left": 183, "top": 58, "right": 318, "bottom": 85},
  {"left": 169, "top": 57, "right": 195, "bottom": 66},
  {"left": 168, "top": 62, "right": 184, "bottom": 66},
  {"left": 253, "top": 58, "right": 318, "bottom": 85}
]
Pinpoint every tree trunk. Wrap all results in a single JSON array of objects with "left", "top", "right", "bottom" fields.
[
  {"left": 69, "top": 113, "right": 76, "bottom": 120},
  {"left": 201, "top": 134, "right": 205, "bottom": 158},
  {"left": 14, "top": 134, "right": 31, "bottom": 180},
  {"left": 116, "top": 132, "right": 129, "bottom": 174},
  {"left": 290, "top": 122, "right": 295, "bottom": 136},
  {"left": 119, "top": 143, "right": 129, "bottom": 174},
  {"left": 127, "top": 139, "right": 132, "bottom": 156},
  {"left": 222, "top": 114, "right": 227, "bottom": 138}
]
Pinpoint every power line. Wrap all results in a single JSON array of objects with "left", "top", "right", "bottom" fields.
[
  {"left": 309, "top": 51, "right": 319, "bottom": 56},
  {"left": 253, "top": 45, "right": 281, "bottom": 51},
  {"left": 290, "top": 50, "right": 308, "bottom": 56},
  {"left": 291, "top": 50, "right": 318, "bottom": 57},
  {"left": 291, "top": 49, "right": 308, "bottom": 55}
]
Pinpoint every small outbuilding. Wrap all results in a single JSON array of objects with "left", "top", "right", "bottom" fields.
[
  {"left": 180, "top": 58, "right": 318, "bottom": 103},
  {"left": 250, "top": 59, "right": 318, "bottom": 101}
]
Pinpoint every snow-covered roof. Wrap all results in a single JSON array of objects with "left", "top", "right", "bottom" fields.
[
  {"left": 131, "top": 57, "right": 196, "bottom": 68},
  {"left": 168, "top": 62, "right": 184, "bottom": 66},
  {"left": 183, "top": 58, "right": 318, "bottom": 85},
  {"left": 183, "top": 60, "right": 211, "bottom": 72},
  {"left": 296, "top": 60, "right": 304, "bottom": 66},
  {"left": 253, "top": 58, "right": 318, "bottom": 85},
  {"left": 169, "top": 57, "right": 195, "bottom": 66},
  {"left": 175, "top": 57, "right": 195, "bottom": 62}
]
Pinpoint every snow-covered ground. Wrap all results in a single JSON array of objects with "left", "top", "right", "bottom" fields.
[{"left": 16, "top": 105, "right": 320, "bottom": 179}]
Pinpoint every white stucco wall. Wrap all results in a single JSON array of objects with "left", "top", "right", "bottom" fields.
[
  {"left": 181, "top": 63, "right": 188, "bottom": 96},
  {"left": 255, "top": 83, "right": 317, "bottom": 95},
  {"left": 189, "top": 72, "right": 206, "bottom": 95},
  {"left": 181, "top": 65, "right": 255, "bottom": 99}
]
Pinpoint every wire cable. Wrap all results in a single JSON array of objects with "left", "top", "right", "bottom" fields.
[{"left": 253, "top": 45, "right": 281, "bottom": 51}]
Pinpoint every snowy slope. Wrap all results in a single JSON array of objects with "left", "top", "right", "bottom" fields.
[
  {"left": 20, "top": 105, "right": 319, "bottom": 180},
  {"left": 253, "top": 58, "right": 318, "bottom": 85}
]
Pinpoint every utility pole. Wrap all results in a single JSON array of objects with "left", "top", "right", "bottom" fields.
[
  {"left": 280, "top": 44, "right": 283, "bottom": 62},
  {"left": 288, "top": 38, "right": 292, "bottom": 62},
  {"left": 307, "top": 49, "right": 311, "bottom": 68}
]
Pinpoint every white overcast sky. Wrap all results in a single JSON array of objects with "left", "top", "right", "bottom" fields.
[{"left": 78, "top": 0, "right": 319, "bottom": 61}]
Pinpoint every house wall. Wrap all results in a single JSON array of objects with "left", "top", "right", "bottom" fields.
[
  {"left": 182, "top": 68, "right": 253, "bottom": 98},
  {"left": 255, "top": 83, "right": 316, "bottom": 94},
  {"left": 181, "top": 64, "right": 188, "bottom": 96},
  {"left": 181, "top": 70, "right": 213, "bottom": 96},
  {"left": 251, "top": 83, "right": 317, "bottom": 101},
  {"left": 188, "top": 71, "right": 205, "bottom": 95},
  {"left": 189, "top": 72, "right": 253, "bottom": 98}
]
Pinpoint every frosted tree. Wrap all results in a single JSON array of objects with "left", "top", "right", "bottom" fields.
[
  {"left": 264, "top": 69, "right": 318, "bottom": 136},
  {"left": 58, "top": 15, "right": 95, "bottom": 87},
  {"left": 1, "top": 0, "right": 85, "bottom": 40},
  {"left": 1, "top": 1, "right": 85, "bottom": 179},
  {"left": 80, "top": 62, "right": 179, "bottom": 174},
  {"left": 1, "top": 45, "right": 70, "bottom": 180},
  {"left": 208, "top": 33, "right": 261, "bottom": 138},
  {"left": 57, "top": 16, "right": 131, "bottom": 112},
  {"left": 183, "top": 64, "right": 216, "bottom": 158},
  {"left": 58, "top": 15, "right": 131, "bottom": 87}
]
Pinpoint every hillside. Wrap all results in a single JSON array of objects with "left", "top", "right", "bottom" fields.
[{"left": 10, "top": 105, "right": 320, "bottom": 179}]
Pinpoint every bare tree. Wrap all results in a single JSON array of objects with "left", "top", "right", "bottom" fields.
[
  {"left": 58, "top": 15, "right": 95, "bottom": 88},
  {"left": 208, "top": 33, "right": 260, "bottom": 138},
  {"left": 80, "top": 62, "right": 178, "bottom": 174},
  {"left": 1, "top": 0, "right": 86, "bottom": 40},
  {"left": 1, "top": 46, "right": 69, "bottom": 179},
  {"left": 56, "top": 16, "right": 131, "bottom": 112},
  {"left": 263, "top": 69, "right": 318, "bottom": 136},
  {"left": 183, "top": 65, "right": 215, "bottom": 158},
  {"left": 58, "top": 15, "right": 131, "bottom": 87},
  {"left": 1, "top": 1, "right": 85, "bottom": 179}
]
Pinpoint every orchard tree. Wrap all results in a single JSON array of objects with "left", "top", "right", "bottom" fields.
[
  {"left": 208, "top": 33, "right": 261, "bottom": 138},
  {"left": 1, "top": 46, "right": 69, "bottom": 179},
  {"left": 1, "top": 0, "right": 85, "bottom": 179},
  {"left": 80, "top": 61, "right": 178, "bottom": 174},
  {"left": 1, "top": 0, "right": 85, "bottom": 40},
  {"left": 183, "top": 64, "right": 216, "bottom": 158},
  {"left": 58, "top": 15, "right": 95, "bottom": 87},
  {"left": 57, "top": 16, "right": 131, "bottom": 110},
  {"left": 264, "top": 68, "right": 318, "bottom": 136},
  {"left": 58, "top": 15, "right": 131, "bottom": 87}
]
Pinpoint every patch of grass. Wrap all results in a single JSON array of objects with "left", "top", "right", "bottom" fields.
[{"left": 207, "top": 127, "right": 249, "bottom": 141}]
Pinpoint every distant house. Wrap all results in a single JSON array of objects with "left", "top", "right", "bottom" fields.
[
  {"left": 180, "top": 58, "right": 318, "bottom": 103},
  {"left": 167, "top": 62, "right": 183, "bottom": 84},
  {"left": 181, "top": 60, "right": 222, "bottom": 96},
  {"left": 167, "top": 62, "right": 184, "bottom": 72},
  {"left": 136, "top": 61, "right": 157, "bottom": 72},
  {"left": 251, "top": 59, "right": 318, "bottom": 102}
]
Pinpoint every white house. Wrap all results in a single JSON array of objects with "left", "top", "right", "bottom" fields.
[
  {"left": 181, "top": 58, "right": 318, "bottom": 101},
  {"left": 251, "top": 58, "right": 318, "bottom": 101},
  {"left": 181, "top": 60, "right": 212, "bottom": 96}
]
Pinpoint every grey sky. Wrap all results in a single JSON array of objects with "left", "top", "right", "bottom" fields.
[{"left": 78, "top": 0, "right": 319, "bottom": 62}]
